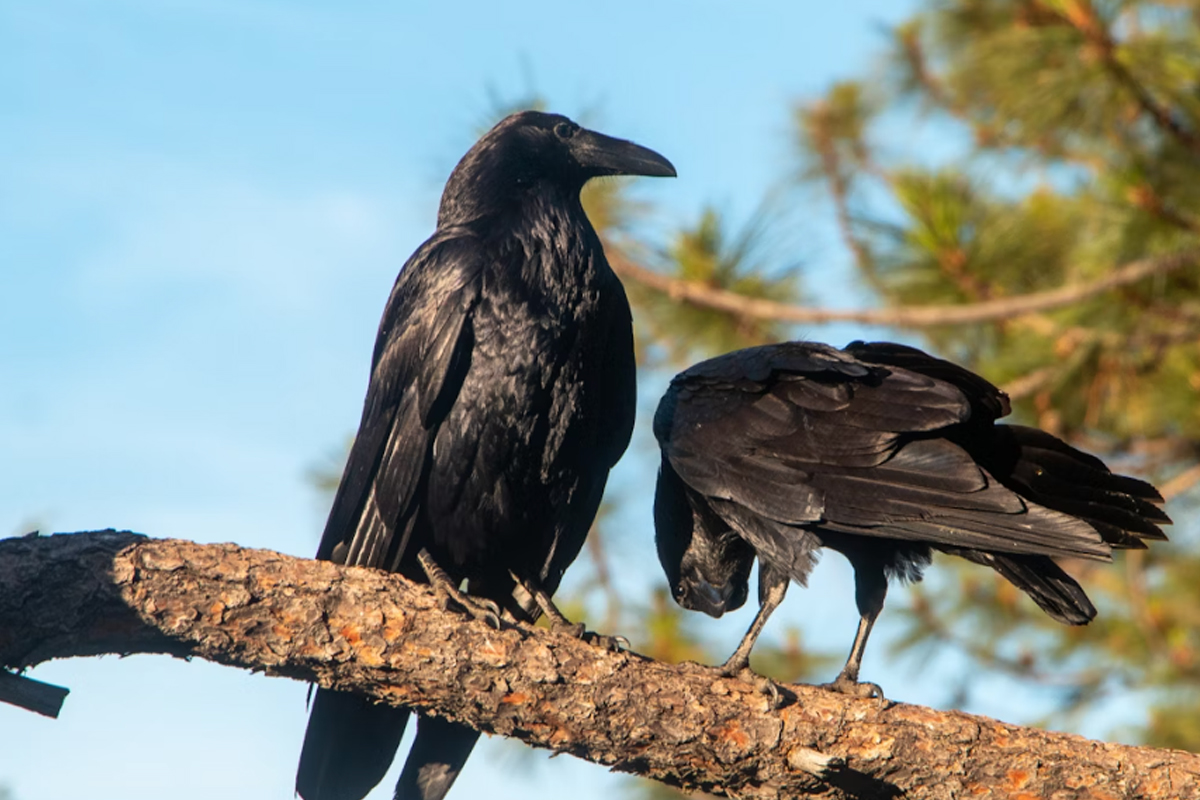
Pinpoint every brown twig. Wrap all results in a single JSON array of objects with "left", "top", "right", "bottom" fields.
[
  {"left": 804, "top": 108, "right": 875, "bottom": 275},
  {"left": 610, "top": 248, "right": 1198, "bottom": 329},
  {"left": 1161, "top": 461, "right": 1200, "bottom": 501},
  {"left": 1001, "top": 365, "right": 1061, "bottom": 401}
]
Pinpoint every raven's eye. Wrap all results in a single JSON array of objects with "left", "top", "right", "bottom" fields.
[{"left": 553, "top": 122, "right": 575, "bottom": 139}]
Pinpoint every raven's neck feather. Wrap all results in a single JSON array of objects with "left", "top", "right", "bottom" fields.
[{"left": 458, "top": 186, "right": 607, "bottom": 297}]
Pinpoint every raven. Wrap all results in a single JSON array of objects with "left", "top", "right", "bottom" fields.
[
  {"left": 297, "top": 111, "right": 674, "bottom": 800},
  {"left": 653, "top": 340, "right": 1170, "bottom": 697}
]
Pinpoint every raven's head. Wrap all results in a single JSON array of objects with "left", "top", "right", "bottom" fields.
[
  {"left": 655, "top": 458, "right": 752, "bottom": 619},
  {"left": 439, "top": 110, "right": 675, "bottom": 225}
]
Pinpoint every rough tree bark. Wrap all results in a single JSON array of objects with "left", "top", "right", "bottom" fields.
[{"left": 2, "top": 531, "right": 1197, "bottom": 800}]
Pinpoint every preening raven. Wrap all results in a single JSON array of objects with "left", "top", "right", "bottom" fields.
[
  {"left": 297, "top": 111, "right": 674, "bottom": 800},
  {"left": 654, "top": 340, "right": 1170, "bottom": 697}
]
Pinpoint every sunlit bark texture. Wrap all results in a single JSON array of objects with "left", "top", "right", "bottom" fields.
[{"left": 2, "top": 531, "right": 1197, "bottom": 800}]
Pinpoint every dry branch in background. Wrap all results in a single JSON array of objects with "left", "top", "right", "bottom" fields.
[
  {"left": 2, "top": 531, "right": 1198, "bottom": 800},
  {"left": 611, "top": 248, "right": 1198, "bottom": 329}
]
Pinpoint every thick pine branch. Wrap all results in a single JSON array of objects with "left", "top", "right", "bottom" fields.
[
  {"left": 611, "top": 248, "right": 1198, "bottom": 329},
  {"left": 2, "top": 531, "right": 1198, "bottom": 800}
]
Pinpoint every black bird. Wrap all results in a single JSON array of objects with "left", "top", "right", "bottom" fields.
[
  {"left": 297, "top": 111, "right": 674, "bottom": 800},
  {"left": 653, "top": 340, "right": 1170, "bottom": 697}
]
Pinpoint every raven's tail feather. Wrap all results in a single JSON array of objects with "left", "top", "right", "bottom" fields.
[
  {"left": 937, "top": 423, "right": 1172, "bottom": 627},
  {"left": 990, "top": 424, "right": 1171, "bottom": 549},
  {"left": 394, "top": 716, "right": 480, "bottom": 800},
  {"left": 949, "top": 549, "right": 1096, "bottom": 625},
  {"left": 297, "top": 688, "right": 411, "bottom": 800}
]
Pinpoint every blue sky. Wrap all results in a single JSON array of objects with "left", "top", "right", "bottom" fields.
[{"left": 1, "top": 1, "right": 1131, "bottom": 798}]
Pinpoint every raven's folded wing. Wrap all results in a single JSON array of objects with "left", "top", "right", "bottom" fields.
[{"left": 317, "top": 229, "right": 485, "bottom": 571}]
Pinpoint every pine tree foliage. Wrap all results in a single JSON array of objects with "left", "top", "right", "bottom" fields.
[
  {"left": 623, "top": 206, "right": 800, "bottom": 367},
  {"left": 787, "top": 0, "right": 1200, "bottom": 748}
]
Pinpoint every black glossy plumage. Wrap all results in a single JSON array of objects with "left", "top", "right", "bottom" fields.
[
  {"left": 297, "top": 111, "right": 674, "bottom": 800},
  {"left": 654, "top": 340, "right": 1170, "bottom": 694}
]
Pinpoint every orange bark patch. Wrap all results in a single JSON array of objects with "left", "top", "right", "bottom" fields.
[
  {"left": 378, "top": 684, "right": 419, "bottom": 703},
  {"left": 356, "top": 646, "right": 384, "bottom": 667},
  {"left": 474, "top": 639, "right": 511, "bottom": 667},
  {"left": 501, "top": 692, "right": 531, "bottom": 705},
  {"left": 382, "top": 616, "right": 407, "bottom": 643},
  {"left": 253, "top": 571, "right": 280, "bottom": 591},
  {"left": 548, "top": 727, "right": 572, "bottom": 749},
  {"left": 714, "top": 720, "right": 750, "bottom": 749},
  {"left": 992, "top": 728, "right": 1010, "bottom": 747},
  {"left": 339, "top": 624, "right": 362, "bottom": 645},
  {"left": 1006, "top": 769, "right": 1031, "bottom": 789}
]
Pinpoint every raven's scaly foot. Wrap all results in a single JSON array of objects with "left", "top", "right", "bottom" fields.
[
  {"left": 583, "top": 631, "right": 630, "bottom": 652},
  {"left": 418, "top": 548, "right": 501, "bottom": 629},
  {"left": 450, "top": 594, "right": 502, "bottom": 629},
  {"left": 551, "top": 620, "right": 586, "bottom": 639},
  {"left": 680, "top": 661, "right": 783, "bottom": 710},
  {"left": 678, "top": 655, "right": 747, "bottom": 680},
  {"left": 520, "top": 578, "right": 627, "bottom": 650},
  {"left": 751, "top": 673, "right": 783, "bottom": 710},
  {"left": 819, "top": 674, "right": 885, "bottom": 703},
  {"left": 548, "top": 621, "right": 628, "bottom": 652}
]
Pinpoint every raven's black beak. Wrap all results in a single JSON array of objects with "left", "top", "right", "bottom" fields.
[
  {"left": 572, "top": 129, "right": 677, "bottom": 178},
  {"left": 680, "top": 578, "right": 735, "bottom": 619}
]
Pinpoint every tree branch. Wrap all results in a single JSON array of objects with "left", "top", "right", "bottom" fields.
[
  {"left": 1055, "top": 0, "right": 1200, "bottom": 158},
  {"left": 1162, "top": 461, "right": 1200, "bottom": 501},
  {"left": 3, "top": 531, "right": 1198, "bottom": 799},
  {"left": 611, "top": 248, "right": 1198, "bottom": 329},
  {"left": 800, "top": 98, "right": 875, "bottom": 276}
]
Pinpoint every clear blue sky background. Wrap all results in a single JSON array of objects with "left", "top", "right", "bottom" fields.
[{"left": 2, "top": 2, "right": 1144, "bottom": 798}]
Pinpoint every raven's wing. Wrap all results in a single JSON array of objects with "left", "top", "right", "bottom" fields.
[
  {"left": 847, "top": 341, "right": 1169, "bottom": 548},
  {"left": 300, "top": 231, "right": 486, "bottom": 800},
  {"left": 316, "top": 228, "right": 484, "bottom": 571},
  {"left": 843, "top": 340, "right": 1011, "bottom": 421},
  {"left": 596, "top": 270, "right": 638, "bottom": 468},
  {"left": 656, "top": 342, "right": 1112, "bottom": 566}
]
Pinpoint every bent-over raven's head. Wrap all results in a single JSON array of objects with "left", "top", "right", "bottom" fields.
[
  {"left": 439, "top": 110, "right": 675, "bottom": 225},
  {"left": 655, "top": 457, "right": 753, "bottom": 619}
]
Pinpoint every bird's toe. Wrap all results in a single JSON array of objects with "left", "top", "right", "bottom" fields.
[
  {"left": 819, "top": 676, "right": 886, "bottom": 703},
  {"left": 754, "top": 675, "right": 784, "bottom": 710},
  {"left": 551, "top": 620, "right": 587, "bottom": 639},
  {"left": 585, "top": 632, "right": 629, "bottom": 652},
  {"left": 464, "top": 598, "right": 502, "bottom": 630}
]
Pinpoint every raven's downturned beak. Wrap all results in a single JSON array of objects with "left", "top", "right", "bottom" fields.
[
  {"left": 680, "top": 578, "right": 735, "bottom": 619},
  {"left": 572, "top": 129, "right": 677, "bottom": 178}
]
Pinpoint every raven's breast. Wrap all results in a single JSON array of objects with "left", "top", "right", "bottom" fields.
[{"left": 424, "top": 265, "right": 616, "bottom": 578}]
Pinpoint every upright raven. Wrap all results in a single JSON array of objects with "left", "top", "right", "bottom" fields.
[
  {"left": 654, "top": 340, "right": 1170, "bottom": 697},
  {"left": 297, "top": 111, "right": 674, "bottom": 800}
]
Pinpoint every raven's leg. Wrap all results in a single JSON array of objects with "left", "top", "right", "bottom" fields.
[
  {"left": 516, "top": 575, "right": 629, "bottom": 651},
  {"left": 822, "top": 563, "right": 886, "bottom": 700},
  {"left": 669, "top": 563, "right": 790, "bottom": 708},
  {"left": 418, "top": 549, "right": 500, "bottom": 629},
  {"left": 526, "top": 581, "right": 585, "bottom": 637},
  {"left": 716, "top": 564, "right": 789, "bottom": 675}
]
